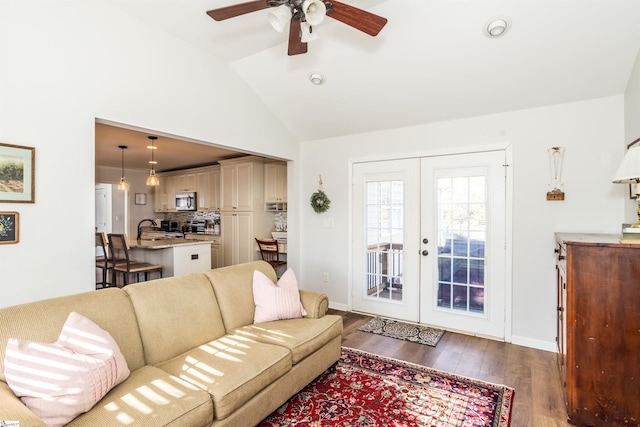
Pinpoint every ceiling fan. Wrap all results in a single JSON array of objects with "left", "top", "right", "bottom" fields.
[{"left": 206, "top": 0, "right": 387, "bottom": 56}]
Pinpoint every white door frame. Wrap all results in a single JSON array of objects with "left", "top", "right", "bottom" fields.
[{"left": 347, "top": 144, "right": 513, "bottom": 342}]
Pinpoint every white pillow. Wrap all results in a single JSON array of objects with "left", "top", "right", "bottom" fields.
[
  {"left": 4, "top": 312, "right": 130, "bottom": 427},
  {"left": 253, "top": 268, "right": 307, "bottom": 324}
]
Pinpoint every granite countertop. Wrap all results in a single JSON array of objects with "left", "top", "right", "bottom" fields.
[{"left": 129, "top": 238, "right": 212, "bottom": 250}]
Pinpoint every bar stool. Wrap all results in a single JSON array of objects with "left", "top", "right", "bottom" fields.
[
  {"left": 95, "top": 232, "right": 110, "bottom": 288},
  {"left": 107, "top": 233, "right": 163, "bottom": 287}
]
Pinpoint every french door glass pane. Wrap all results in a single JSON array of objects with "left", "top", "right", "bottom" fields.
[
  {"left": 365, "top": 180, "right": 404, "bottom": 302},
  {"left": 436, "top": 175, "right": 486, "bottom": 314}
]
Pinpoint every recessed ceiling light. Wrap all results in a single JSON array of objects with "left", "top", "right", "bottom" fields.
[
  {"left": 484, "top": 17, "right": 511, "bottom": 38},
  {"left": 309, "top": 73, "right": 325, "bottom": 85}
]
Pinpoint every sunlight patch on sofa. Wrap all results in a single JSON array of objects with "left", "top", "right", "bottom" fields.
[
  {"left": 151, "top": 378, "right": 191, "bottom": 398},
  {"left": 122, "top": 393, "right": 153, "bottom": 414}
]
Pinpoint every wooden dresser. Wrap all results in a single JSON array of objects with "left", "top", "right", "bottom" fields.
[{"left": 555, "top": 233, "right": 640, "bottom": 427}]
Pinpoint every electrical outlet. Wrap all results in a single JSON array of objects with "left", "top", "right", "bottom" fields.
[{"left": 323, "top": 272, "right": 329, "bottom": 282}]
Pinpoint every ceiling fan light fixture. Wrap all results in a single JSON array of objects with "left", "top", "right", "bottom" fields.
[
  {"left": 484, "top": 17, "right": 511, "bottom": 38},
  {"left": 301, "top": 22, "right": 319, "bottom": 42},
  {"left": 309, "top": 72, "right": 324, "bottom": 85},
  {"left": 268, "top": 4, "right": 292, "bottom": 32},
  {"left": 302, "top": 0, "right": 326, "bottom": 26}
]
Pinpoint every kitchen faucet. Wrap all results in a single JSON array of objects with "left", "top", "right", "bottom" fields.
[{"left": 137, "top": 219, "right": 158, "bottom": 241}]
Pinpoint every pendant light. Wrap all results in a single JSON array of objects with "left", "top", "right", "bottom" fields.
[
  {"left": 117, "top": 145, "right": 129, "bottom": 191},
  {"left": 146, "top": 136, "right": 160, "bottom": 187}
]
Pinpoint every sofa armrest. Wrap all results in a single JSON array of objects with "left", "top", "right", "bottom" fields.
[
  {"left": 299, "top": 290, "right": 329, "bottom": 319},
  {"left": 0, "top": 381, "right": 47, "bottom": 426}
]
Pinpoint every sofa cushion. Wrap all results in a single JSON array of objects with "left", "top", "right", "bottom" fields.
[
  {"left": 67, "top": 365, "right": 213, "bottom": 427},
  {"left": 233, "top": 315, "right": 343, "bottom": 364},
  {"left": 0, "top": 288, "right": 145, "bottom": 383},
  {"left": 253, "top": 268, "right": 307, "bottom": 323},
  {"left": 204, "top": 261, "right": 276, "bottom": 332},
  {"left": 124, "top": 273, "right": 227, "bottom": 366},
  {"left": 4, "top": 312, "right": 130, "bottom": 427},
  {"left": 157, "top": 334, "right": 291, "bottom": 420}
]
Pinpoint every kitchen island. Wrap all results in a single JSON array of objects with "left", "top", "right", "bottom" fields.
[{"left": 129, "top": 238, "right": 211, "bottom": 278}]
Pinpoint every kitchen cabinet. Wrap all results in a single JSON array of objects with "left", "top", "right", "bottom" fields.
[
  {"left": 155, "top": 166, "right": 219, "bottom": 213},
  {"left": 130, "top": 240, "right": 211, "bottom": 277},
  {"left": 219, "top": 157, "right": 273, "bottom": 266},
  {"left": 195, "top": 166, "right": 220, "bottom": 212},
  {"left": 264, "top": 161, "right": 287, "bottom": 211},
  {"left": 220, "top": 157, "right": 264, "bottom": 211},
  {"left": 184, "top": 233, "right": 222, "bottom": 269},
  {"left": 176, "top": 173, "right": 196, "bottom": 193},
  {"left": 554, "top": 233, "right": 640, "bottom": 427},
  {"left": 221, "top": 211, "right": 254, "bottom": 266},
  {"left": 154, "top": 174, "right": 176, "bottom": 212}
]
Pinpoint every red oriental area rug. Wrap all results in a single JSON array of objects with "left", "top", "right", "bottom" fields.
[{"left": 259, "top": 347, "right": 514, "bottom": 427}]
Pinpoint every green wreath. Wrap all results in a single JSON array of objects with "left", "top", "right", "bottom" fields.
[{"left": 310, "top": 190, "right": 331, "bottom": 214}]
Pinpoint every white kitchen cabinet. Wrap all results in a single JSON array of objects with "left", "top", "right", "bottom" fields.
[
  {"left": 219, "top": 157, "right": 264, "bottom": 211},
  {"left": 221, "top": 211, "right": 254, "bottom": 266},
  {"left": 211, "top": 243, "right": 222, "bottom": 269},
  {"left": 209, "top": 167, "right": 221, "bottom": 211},
  {"left": 196, "top": 171, "right": 211, "bottom": 211},
  {"left": 196, "top": 166, "right": 220, "bottom": 212},
  {"left": 184, "top": 233, "right": 222, "bottom": 269},
  {"left": 220, "top": 210, "right": 273, "bottom": 266},
  {"left": 156, "top": 166, "right": 220, "bottom": 213},
  {"left": 264, "top": 161, "right": 287, "bottom": 211},
  {"left": 154, "top": 174, "right": 176, "bottom": 212},
  {"left": 176, "top": 173, "right": 196, "bottom": 193}
]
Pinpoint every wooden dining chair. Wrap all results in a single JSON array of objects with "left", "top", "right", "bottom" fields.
[
  {"left": 107, "top": 233, "right": 163, "bottom": 287},
  {"left": 255, "top": 238, "right": 287, "bottom": 277}
]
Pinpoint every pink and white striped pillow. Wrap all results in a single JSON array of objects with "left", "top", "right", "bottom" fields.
[
  {"left": 253, "top": 268, "right": 307, "bottom": 324},
  {"left": 4, "top": 311, "right": 130, "bottom": 427}
]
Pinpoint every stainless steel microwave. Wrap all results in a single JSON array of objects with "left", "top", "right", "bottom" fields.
[{"left": 176, "top": 192, "right": 197, "bottom": 211}]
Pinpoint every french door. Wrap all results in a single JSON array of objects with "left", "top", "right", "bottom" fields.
[{"left": 352, "top": 151, "right": 508, "bottom": 339}]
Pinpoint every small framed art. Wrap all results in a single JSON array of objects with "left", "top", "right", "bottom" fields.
[
  {"left": 135, "top": 193, "right": 147, "bottom": 205},
  {"left": 0, "top": 142, "right": 35, "bottom": 203},
  {"left": 0, "top": 211, "right": 19, "bottom": 244}
]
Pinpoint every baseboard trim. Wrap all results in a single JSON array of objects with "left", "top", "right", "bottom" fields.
[
  {"left": 328, "top": 302, "right": 348, "bottom": 312},
  {"left": 511, "top": 335, "right": 557, "bottom": 353}
]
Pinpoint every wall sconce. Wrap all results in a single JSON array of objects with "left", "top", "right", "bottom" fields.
[{"left": 547, "top": 147, "right": 565, "bottom": 200}]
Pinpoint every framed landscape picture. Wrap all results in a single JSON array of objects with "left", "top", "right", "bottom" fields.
[
  {"left": 0, "top": 142, "right": 35, "bottom": 203},
  {"left": 0, "top": 211, "right": 19, "bottom": 244}
]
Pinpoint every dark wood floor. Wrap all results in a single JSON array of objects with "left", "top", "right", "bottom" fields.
[{"left": 330, "top": 309, "right": 572, "bottom": 427}]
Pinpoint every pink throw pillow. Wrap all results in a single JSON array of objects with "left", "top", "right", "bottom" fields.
[
  {"left": 253, "top": 268, "right": 308, "bottom": 324},
  {"left": 4, "top": 312, "right": 130, "bottom": 427}
]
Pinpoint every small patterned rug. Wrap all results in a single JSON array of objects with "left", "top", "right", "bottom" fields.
[
  {"left": 358, "top": 316, "right": 445, "bottom": 347},
  {"left": 259, "top": 347, "right": 514, "bottom": 427}
]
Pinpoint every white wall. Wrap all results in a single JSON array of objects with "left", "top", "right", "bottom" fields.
[
  {"left": 298, "top": 96, "right": 626, "bottom": 351},
  {"left": 0, "top": 1, "right": 297, "bottom": 308},
  {"left": 0, "top": 0, "right": 634, "bottom": 353},
  {"left": 624, "top": 50, "right": 640, "bottom": 222}
]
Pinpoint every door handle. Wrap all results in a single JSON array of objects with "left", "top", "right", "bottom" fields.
[
  {"left": 423, "top": 238, "right": 429, "bottom": 244},
  {"left": 422, "top": 250, "right": 429, "bottom": 256}
]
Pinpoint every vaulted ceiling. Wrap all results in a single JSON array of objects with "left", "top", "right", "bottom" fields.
[{"left": 97, "top": 0, "right": 640, "bottom": 170}]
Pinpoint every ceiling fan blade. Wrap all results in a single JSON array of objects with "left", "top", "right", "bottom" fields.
[
  {"left": 327, "top": 0, "right": 387, "bottom": 36},
  {"left": 206, "top": 0, "right": 268, "bottom": 21},
  {"left": 288, "top": 17, "right": 308, "bottom": 56}
]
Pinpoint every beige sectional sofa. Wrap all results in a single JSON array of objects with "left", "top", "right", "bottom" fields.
[{"left": 0, "top": 261, "right": 343, "bottom": 426}]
